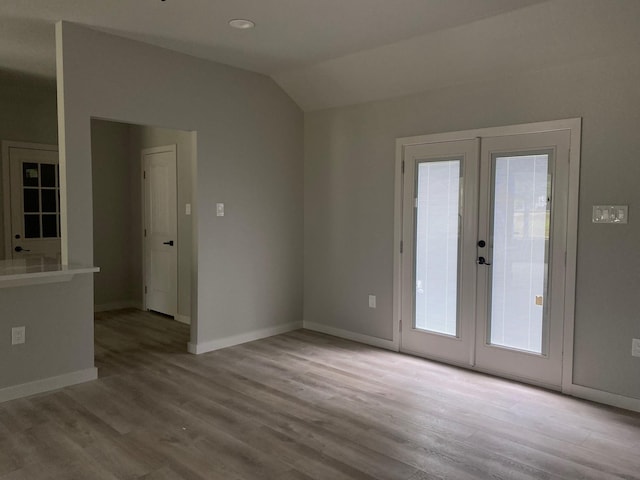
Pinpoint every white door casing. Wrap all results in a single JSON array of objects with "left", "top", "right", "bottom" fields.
[
  {"left": 143, "top": 145, "right": 177, "bottom": 317},
  {"left": 396, "top": 119, "right": 581, "bottom": 390},
  {"left": 2, "top": 142, "right": 61, "bottom": 262}
]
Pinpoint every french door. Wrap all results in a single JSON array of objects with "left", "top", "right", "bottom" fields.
[{"left": 400, "top": 128, "right": 571, "bottom": 388}]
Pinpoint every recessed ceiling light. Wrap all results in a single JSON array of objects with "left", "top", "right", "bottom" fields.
[{"left": 228, "top": 19, "right": 255, "bottom": 30}]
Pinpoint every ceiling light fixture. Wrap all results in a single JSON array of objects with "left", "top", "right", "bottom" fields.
[{"left": 228, "top": 19, "right": 255, "bottom": 30}]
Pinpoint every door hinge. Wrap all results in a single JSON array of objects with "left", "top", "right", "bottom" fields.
[
  {"left": 401, "top": 160, "right": 405, "bottom": 174},
  {"left": 144, "top": 285, "right": 148, "bottom": 294},
  {"left": 399, "top": 319, "right": 402, "bottom": 332},
  {"left": 144, "top": 228, "right": 147, "bottom": 237},
  {"left": 143, "top": 170, "right": 146, "bottom": 179},
  {"left": 400, "top": 240, "right": 403, "bottom": 254}
]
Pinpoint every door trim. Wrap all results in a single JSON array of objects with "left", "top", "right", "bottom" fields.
[
  {"left": 141, "top": 144, "right": 178, "bottom": 315},
  {"left": 394, "top": 118, "right": 581, "bottom": 393},
  {"left": 2, "top": 141, "right": 59, "bottom": 260}
]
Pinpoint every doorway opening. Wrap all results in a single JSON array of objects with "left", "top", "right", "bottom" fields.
[
  {"left": 90, "top": 119, "right": 196, "bottom": 359},
  {"left": 394, "top": 119, "right": 581, "bottom": 391}
]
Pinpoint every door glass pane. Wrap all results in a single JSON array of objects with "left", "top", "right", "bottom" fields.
[
  {"left": 22, "top": 163, "right": 39, "bottom": 187},
  {"left": 414, "top": 159, "right": 461, "bottom": 336},
  {"left": 489, "top": 154, "right": 550, "bottom": 353},
  {"left": 41, "top": 164, "right": 56, "bottom": 187},
  {"left": 41, "top": 189, "right": 57, "bottom": 212},
  {"left": 23, "top": 189, "right": 39, "bottom": 212},
  {"left": 24, "top": 214, "right": 41, "bottom": 238},
  {"left": 42, "top": 214, "right": 58, "bottom": 238}
]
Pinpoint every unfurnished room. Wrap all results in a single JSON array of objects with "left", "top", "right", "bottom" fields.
[{"left": 0, "top": 1, "right": 639, "bottom": 479}]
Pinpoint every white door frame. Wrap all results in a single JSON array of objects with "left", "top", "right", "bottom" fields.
[
  {"left": 2, "top": 141, "right": 59, "bottom": 260},
  {"left": 141, "top": 144, "right": 178, "bottom": 316},
  {"left": 393, "top": 118, "right": 581, "bottom": 393}
]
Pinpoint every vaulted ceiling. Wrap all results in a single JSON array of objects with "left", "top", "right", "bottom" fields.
[{"left": 1, "top": 0, "right": 639, "bottom": 110}]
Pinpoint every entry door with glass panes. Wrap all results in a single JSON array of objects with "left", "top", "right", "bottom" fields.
[
  {"left": 8, "top": 145, "right": 61, "bottom": 262},
  {"left": 401, "top": 130, "right": 570, "bottom": 388}
]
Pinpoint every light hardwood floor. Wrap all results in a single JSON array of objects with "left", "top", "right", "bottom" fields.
[{"left": 1, "top": 309, "right": 639, "bottom": 479}]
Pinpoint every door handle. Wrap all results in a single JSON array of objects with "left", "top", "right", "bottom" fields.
[
  {"left": 163, "top": 241, "right": 174, "bottom": 246},
  {"left": 14, "top": 246, "right": 31, "bottom": 252},
  {"left": 477, "top": 256, "right": 491, "bottom": 266}
]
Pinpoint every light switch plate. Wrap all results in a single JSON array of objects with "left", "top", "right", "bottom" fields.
[
  {"left": 632, "top": 338, "right": 640, "bottom": 357},
  {"left": 368, "top": 295, "right": 376, "bottom": 308},
  {"left": 185, "top": 203, "right": 191, "bottom": 215},
  {"left": 592, "top": 205, "right": 628, "bottom": 224},
  {"left": 11, "top": 326, "right": 25, "bottom": 345},
  {"left": 216, "top": 203, "right": 224, "bottom": 217}
]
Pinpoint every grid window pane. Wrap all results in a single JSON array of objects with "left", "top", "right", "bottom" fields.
[
  {"left": 24, "top": 214, "right": 40, "bottom": 238},
  {"left": 41, "top": 164, "right": 56, "bottom": 187},
  {"left": 41, "top": 189, "right": 57, "bottom": 213},
  {"left": 23, "top": 189, "right": 39, "bottom": 213},
  {"left": 42, "top": 214, "right": 58, "bottom": 238},
  {"left": 23, "top": 163, "right": 39, "bottom": 187}
]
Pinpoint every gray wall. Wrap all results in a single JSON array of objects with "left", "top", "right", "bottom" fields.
[
  {"left": 91, "top": 119, "right": 136, "bottom": 309},
  {"left": 0, "top": 72, "right": 58, "bottom": 259},
  {"left": 57, "top": 22, "right": 303, "bottom": 354},
  {"left": 304, "top": 51, "right": 640, "bottom": 399},
  {"left": 0, "top": 277, "right": 94, "bottom": 390}
]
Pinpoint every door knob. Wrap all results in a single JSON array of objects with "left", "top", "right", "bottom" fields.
[
  {"left": 477, "top": 256, "right": 491, "bottom": 265},
  {"left": 477, "top": 240, "right": 486, "bottom": 248},
  {"left": 163, "top": 241, "right": 174, "bottom": 246},
  {"left": 14, "top": 246, "right": 31, "bottom": 252}
]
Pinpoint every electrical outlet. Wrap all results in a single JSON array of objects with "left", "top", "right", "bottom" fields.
[
  {"left": 632, "top": 338, "right": 640, "bottom": 357},
  {"left": 368, "top": 295, "right": 376, "bottom": 308},
  {"left": 11, "top": 326, "right": 25, "bottom": 345}
]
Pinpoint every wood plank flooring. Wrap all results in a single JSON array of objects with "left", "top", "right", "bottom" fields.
[{"left": 1, "top": 308, "right": 640, "bottom": 479}]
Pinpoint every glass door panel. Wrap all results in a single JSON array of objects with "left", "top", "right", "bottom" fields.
[
  {"left": 401, "top": 139, "right": 479, "bottom": 365},
  {"left": 489, "top": 153, "right": 551, "bottom": 354},
  {"left": 415, "top": 160, "right": 460, "bottom": 336},
  {"left": 475, "top": 130, "right": 570, "bottom": 389},
  {"left": 401, "top": 126, "right": 574, "bottom": 390}
]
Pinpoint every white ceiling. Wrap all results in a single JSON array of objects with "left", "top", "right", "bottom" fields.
[{"left": 1, "top": 0, "right": 639, "bottom": 111}]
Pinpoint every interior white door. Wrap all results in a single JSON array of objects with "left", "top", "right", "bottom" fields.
[
  {"left": 400, "top": 129, "right": 571, "bottom": 389},
  {"left": 143, "top": 145, "right": 177, "bottom": 317},
  {"left": 6, "top": 144, "right": 61, "bottom": 261}
]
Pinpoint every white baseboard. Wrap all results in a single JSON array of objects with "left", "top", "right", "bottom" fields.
[
  {"left": 188, "top": 321, "right": 302, "bottom": 354},
  {"left": 0, "top": 367, "right": 98, "bottom": 404},
  {"left": 94, "top": 300, "right": 142, "bottom": 313},
  {"left": 175, "top": 314, "right": 191, "bottom": 325},
  {"left": 303, "top": 321, "right": 398, "bottom": 351},
  {"left": 568, "top": 383, "right": 640, "bottom": 413}
]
